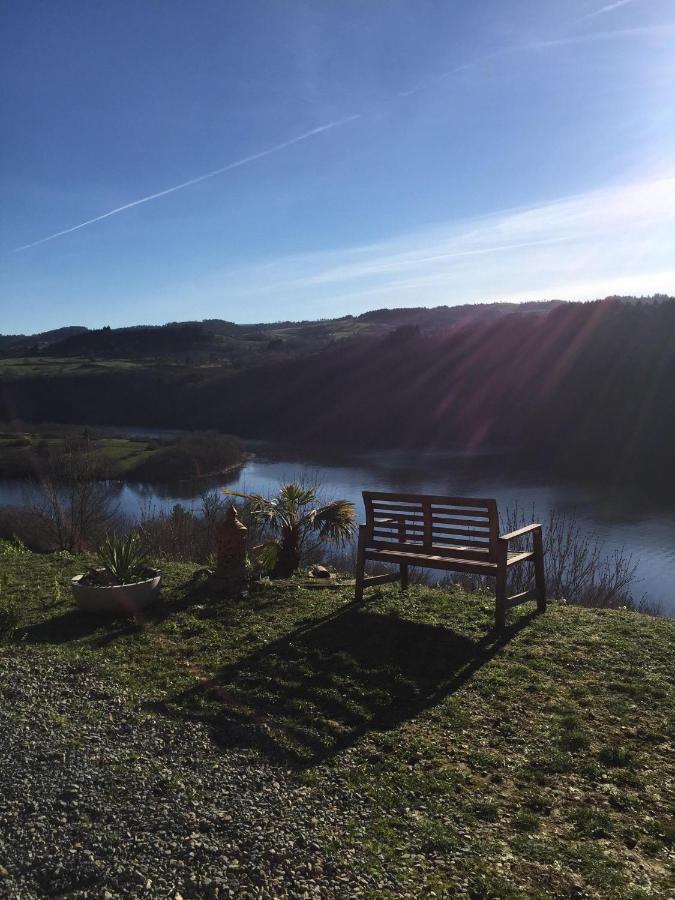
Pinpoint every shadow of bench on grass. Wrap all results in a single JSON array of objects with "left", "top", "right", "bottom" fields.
[{"left": 153, "top": 601, "right": 536, "bottom": 767}]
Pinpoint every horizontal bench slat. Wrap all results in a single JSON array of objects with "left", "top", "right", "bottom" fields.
[
  {"left": 365, "top": 491, "right": 496, "bottom": 508},
  {"left": 431, "top": 524, "right": 491, "bottom": 539},
  {"left": 431, "top": 539, "right": 492, "bottom": 551},
  {"left": 364, "top": 548, "right": 498, "bottom": 572},
  {"left": 371, "top": 527, "right": 491, "bottom": 548},
  {"left": 430, "top": 513, "right": 491, "bottom": 527},
  {"left": 371, "top": 508, "right": 492, "bottom": 527},
  {"left": 504, "top": 589, "right": 538, "bottom": 609},
  {"left": 505, "top": 550, "right": 535, "bottom": 565},
  {"left": 362, "top": 573, "right": 401, "bottom": 588},
  {"left": 364, "top": 547, "right": 529, "bottom": 568},
  {"left": 368, "top": 543, "right": 492, "bottom": 561},
  {"left": 373, "top": 518, "right": 490, "bottom": 535}
]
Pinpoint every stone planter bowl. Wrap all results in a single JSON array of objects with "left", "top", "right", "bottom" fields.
[{"left": 71, "top": 569, "right": 161, "bottom": 615}]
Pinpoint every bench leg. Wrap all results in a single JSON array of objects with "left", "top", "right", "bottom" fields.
[
  {"left": 354, "top": 526, "right": 367, "bottom": 604},
  {"left": 495, "top": 548, "right": 507, "bottom": 629},
  {"left": 533, "top": 529, "right": 546, "bottom": 613},
  {"left": 400, "top": 563, "right": 409, "bottom": 591}
]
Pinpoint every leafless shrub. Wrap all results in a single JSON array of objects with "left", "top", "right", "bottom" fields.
[
  {"left": 499, "top": 505, "right": 647, "bottom": 611},
  {"left": 0, "top": 505, "right": 54, "bottom": 552},
  {"left": 135, "top": 490, "right": 248, "bottom": 563},
  {"left": 32, "top": 439, "right": 117, "bottom": 552}
]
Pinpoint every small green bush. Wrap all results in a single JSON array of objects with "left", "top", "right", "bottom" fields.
[
  {"left": 0, "top": 597, "right": 19, "bottom": 642},
  {"left": 598, "top": 746, "right": 634, "bottom": 768},
  {"left": 472, "top": 800, "right": 499, "bottom": 822},
  {"left": 559, "top": 728, "right": 590, "bottom": 752},
  {"left": 574, "top": 807, "right": 613, "bottom": 838},
  {"left": 0, "top": 537, "right": 28, "bottom": 558},
  {"left": 513, "top": 810, "right": 540, "bottom": 832}
]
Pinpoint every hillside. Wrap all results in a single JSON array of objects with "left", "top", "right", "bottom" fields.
[
  {"left": 0, "top": 301, "right": 563, "bottom": 364},
  {"left": 1, "top": 297, "right": 674, "bottom": 487},
  {"left": 0, "top": 546, "right": 672, "bottom": 897},
  {"left": 0, "top": 325, "right": 88, "bottom": 354}
]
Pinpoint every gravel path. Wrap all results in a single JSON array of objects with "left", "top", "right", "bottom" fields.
[{"left": 0, "top": 651, "right": 380, "bottom": 899}]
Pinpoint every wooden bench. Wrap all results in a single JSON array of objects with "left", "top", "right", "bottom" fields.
[{"left": 355, "top": 491, "right": 546, "bottom": 628}]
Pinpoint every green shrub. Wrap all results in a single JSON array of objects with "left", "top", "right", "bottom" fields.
[
  {"left": 0, "top": 537, "right": 28, "bottom": 558},
  {"left": 0, "top": 597, "right": 19, "bottom": 642},
  {"left": 513, "top": 810, "right": 540, "bottom": 832},
  {"left": 559, "top": 728, "right": 590, "bottom": 752},
  {"left": 472, "top": 800, "right": 499, "bottom": 822},
  {"left": 598, "top": 746, "right": 634, "bottom": 768},
  {"left": 0, "top": 541, "right": 30, "bottom": 640},
  {"left": 574, "top": 807, "right": 613, "bottom": 838}
]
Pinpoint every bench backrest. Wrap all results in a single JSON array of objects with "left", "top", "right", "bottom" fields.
[{"left": 363, "top": 491, "right": 499, "bottom": 562}]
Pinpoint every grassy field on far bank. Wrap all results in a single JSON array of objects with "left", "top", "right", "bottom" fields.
[
  {"left": 0, "top": 356, "right": 142, "bottom": 376},
  {"left": 1, "top": 544, "right": 673, "bottom": 898},
  {"left": 0, "top": 430, "right": 241, "bottom": 482}
]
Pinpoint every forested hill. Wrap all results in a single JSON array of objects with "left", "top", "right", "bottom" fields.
[
  {"left": 1, "top": 300, "right": 563, "bottom": 363},
  {"left": 1, "top": 297, "right": 674, "bottom": 485},
  {"left": 0, "top": 325, "right": 88, "bottom": 354}
]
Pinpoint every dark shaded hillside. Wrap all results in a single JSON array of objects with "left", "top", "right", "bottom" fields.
[
  {"left": 42, "top": 323, "right": 211, "bottom": 357},
  {"left": 1, "top": 299, "right": 674, "bottom": 485},
  {"left": 207, "top": 299, "right": 675, "bottom": 481},
  {"left": 356, "top": 299, "right": 564, "bottom": 328},
  {"left": 0, "top": 325, "right": 87, "bottom": 354}
]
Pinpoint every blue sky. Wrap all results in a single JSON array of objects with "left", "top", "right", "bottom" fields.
[{"left": 2, "top": 0, "right": 674, "bottom": 332}]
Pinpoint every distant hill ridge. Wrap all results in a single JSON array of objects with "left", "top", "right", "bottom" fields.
[
  {"left": 2, "top": 295, "right": 671, "bottom": 358},
  {"left": 0, "top": 326, "right": 88, "bottom": 353}
]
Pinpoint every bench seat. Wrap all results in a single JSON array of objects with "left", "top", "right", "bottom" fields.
[{"left": 364, "top": 547, "right": 535, "bottom": 573}]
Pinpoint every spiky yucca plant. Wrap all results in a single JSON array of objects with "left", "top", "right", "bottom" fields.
[
  {"left": 223, "top": 483, "right": 356, "bottom": 578},
  {"left": 97, "top": 532, "right": 150, "bottom": 585}
]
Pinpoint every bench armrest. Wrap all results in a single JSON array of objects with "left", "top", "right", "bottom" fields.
[{"left": 499, "top": 523, "right": 541, "bottom": 543}]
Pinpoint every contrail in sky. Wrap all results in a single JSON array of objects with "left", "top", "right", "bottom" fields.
[
  {"left": 14, "top": 114, "right": 360, "bottom": 252},
  {"left": 12, "top": 5, "right": 662, "bottom": 254}
]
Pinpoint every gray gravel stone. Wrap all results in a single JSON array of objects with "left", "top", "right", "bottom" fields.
[{"left": 0, "top": 650, "right": 384, "bottom": 899}]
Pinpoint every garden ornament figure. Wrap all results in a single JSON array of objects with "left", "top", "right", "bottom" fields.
[{"left": 211, "top": 504, "right": 248, "bottom": 597}]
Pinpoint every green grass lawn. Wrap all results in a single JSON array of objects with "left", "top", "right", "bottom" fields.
[
  {"left": 1, "top": 544, "right": 673, "bottom": 898},
  {"left": 0, "top": 431, "right": 242, "bottom": 481},
  {"left": 0, "top": 432, "right": 156, "bottom": 479},
  {"left": 0, "top": 356, "right": 141, "bottom": 376}
]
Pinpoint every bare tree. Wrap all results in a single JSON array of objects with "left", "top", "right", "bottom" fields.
[
  {"left": 137, "top": 491, "right": 230, "bottom": 563},
  {"left": 500, "top": 505, "right": 643, "bottom": 610},
  {"left": 33, "top": 437, "right": 117, "bottom": 552}
]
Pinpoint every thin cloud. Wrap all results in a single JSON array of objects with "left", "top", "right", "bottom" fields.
[
  {"left": 12, "top": 8, "right": 671, "bottom": 255},
  {"left": 576, "top": 0, "right": 635, "bottom": 25},
  {"left": 394, "top": 17, "right": 670, "bottom": 101},
  {"left": 183, "top": 173, "right": 675, "bottom": 314},
  {"left": 13, "top": 115, "right": 360, "bottom": 252},
  {"left": 519, "top": 21, "right": 674, "bottom": 51}
]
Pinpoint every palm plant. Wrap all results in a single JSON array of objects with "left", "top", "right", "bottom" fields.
[{"left": 223, "top": 483, "right": 356, "bottom": 578}]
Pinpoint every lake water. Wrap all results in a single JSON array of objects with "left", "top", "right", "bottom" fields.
[{"left": 1, "top": 441, "right": 673, "bottom": 615}]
